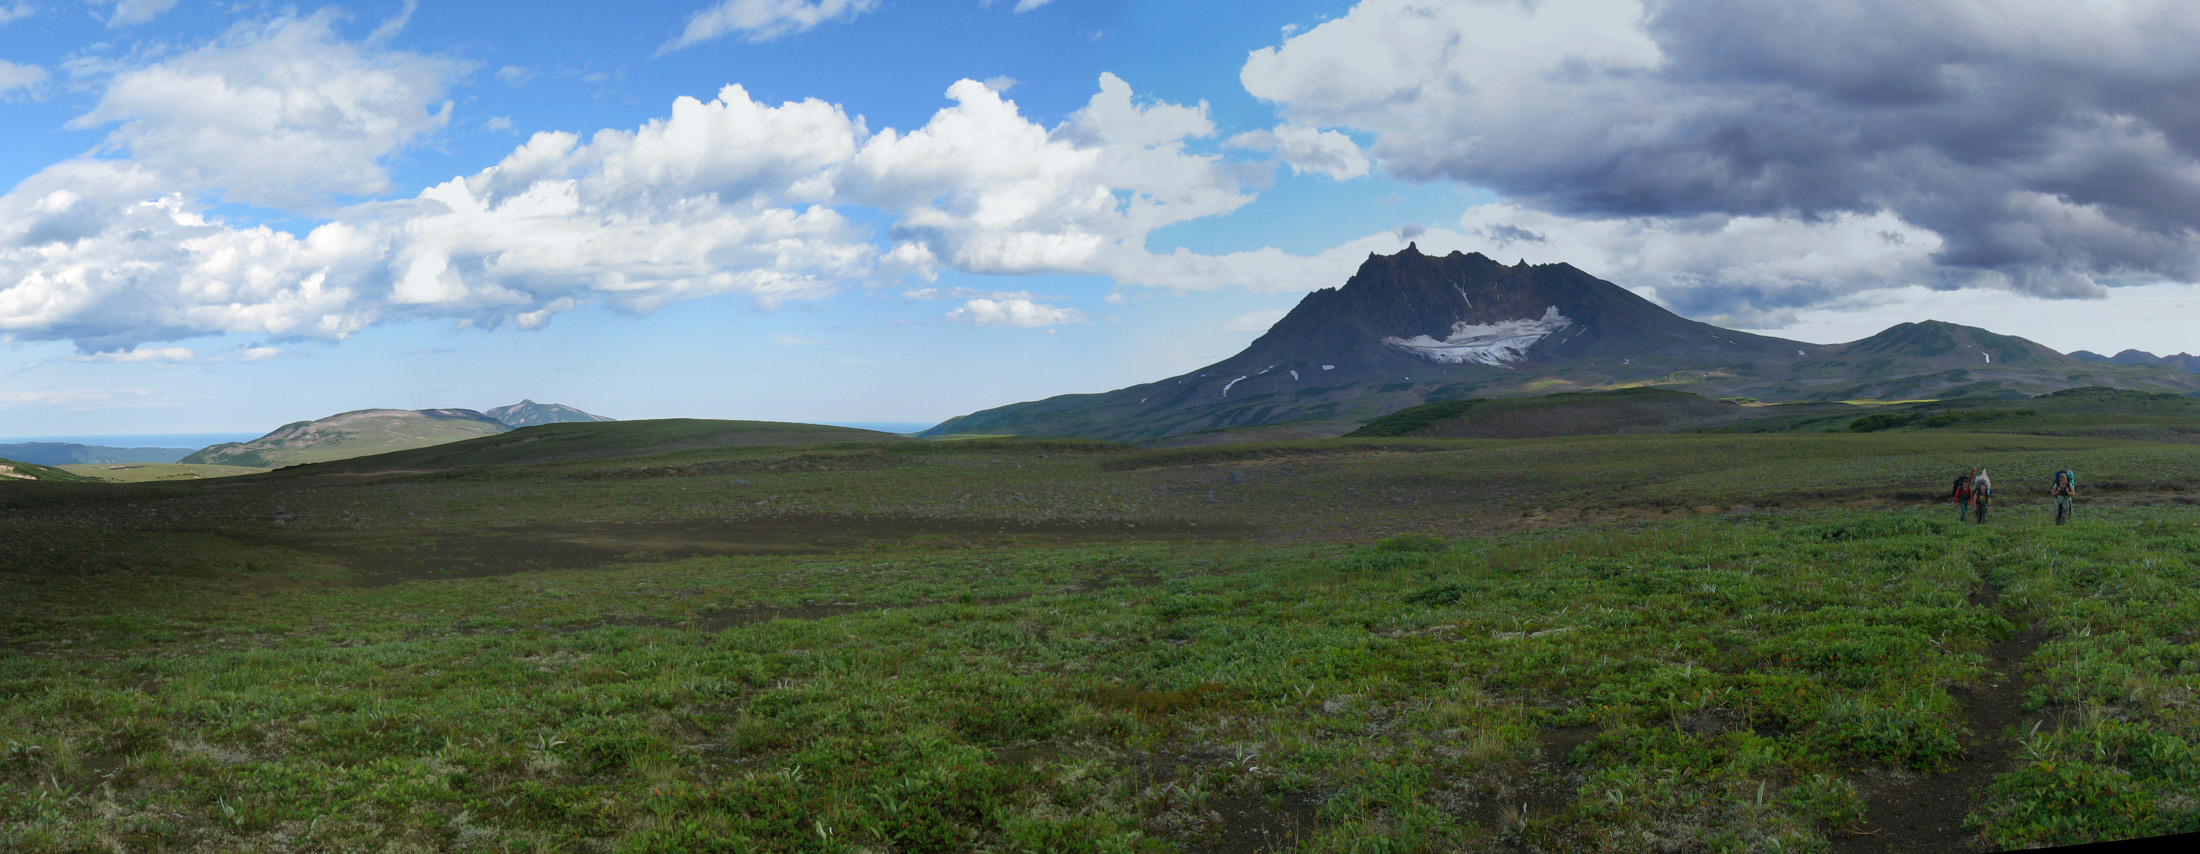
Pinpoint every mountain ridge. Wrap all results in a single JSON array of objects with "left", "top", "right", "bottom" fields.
[
  {"left": 926, "top": 249, "right": 2198, "bottom": 441},
  {"left": 177, "top": 401, "right": 617, "bottom": 468},
  {"left": 2071, "top": 349, "right": 2200, "bottom": 374}
]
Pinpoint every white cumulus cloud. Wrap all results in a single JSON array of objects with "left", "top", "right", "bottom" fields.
[
  {"left": 0, "top": 52, "right": 1297, "bottom": 352},
  {"left": 70, "top": 11, "right": 467, "bottom": 210},
  {"left": 0, "top": 175, "right": 382, "bottom": 352},
  {"left": 2, "top": 64, "right": 880, "bottom": 351},
  {"left": 844, "top": 73, "right": 1250, "bottom": 275}
]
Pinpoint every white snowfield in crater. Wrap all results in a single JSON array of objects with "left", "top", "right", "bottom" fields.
[{"left": 1381, "top": 307, "right": 1574, "bottom": 366}]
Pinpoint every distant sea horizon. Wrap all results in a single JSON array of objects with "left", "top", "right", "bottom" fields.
[{"left": 0, "top": 433, "right": 262, "bottom": 449}]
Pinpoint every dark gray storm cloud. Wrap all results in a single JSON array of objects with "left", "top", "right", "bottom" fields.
[{"left": 1244, "top": 0, "right": 2200, "bottom": 301}]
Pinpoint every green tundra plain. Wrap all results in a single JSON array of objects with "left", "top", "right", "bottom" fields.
[{"left": 4, "top": 397, "right": 2199, "bottom": 853}]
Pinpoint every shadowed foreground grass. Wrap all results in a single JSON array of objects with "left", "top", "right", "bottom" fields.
[{"left": 6, "top": 505, "right": 2198, "bottom": 852}]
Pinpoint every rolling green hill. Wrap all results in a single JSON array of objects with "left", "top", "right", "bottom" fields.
[
  {"left": 179, "top": 408, "right": 512, "bottom": 468},
  {"left": 1704, "top": 386, "right": 2200, "bottom": 442},
  {"left": 0, "top": 457, "right": 100, "bottom": 482},
  {"left": 59, "top": 463, "right": 270, "bottom": 482},
  {"left": 274, "top": 418, "right": 912, "bottom": 473}
]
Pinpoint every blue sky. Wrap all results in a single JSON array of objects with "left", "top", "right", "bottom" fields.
[{"left": 5, "top": 0, "right": 2200, "bottom": 437}]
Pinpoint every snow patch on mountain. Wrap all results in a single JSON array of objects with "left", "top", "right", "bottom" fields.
[{"left": 1381, "top": 307, "right": 1573, "bottom": 366}]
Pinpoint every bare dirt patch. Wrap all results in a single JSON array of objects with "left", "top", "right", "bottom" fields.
[
  {"left": 1445, "top": 725, "right": 1597, "bottom": 850},
  {"left": 1518, "top": 725, "right": 1596, "bottom": 825},
  {"left": 1199, "top": 787, "right": 1325, "bottom": 854}
]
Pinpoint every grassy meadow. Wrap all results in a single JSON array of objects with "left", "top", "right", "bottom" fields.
[
  {"left": 57, "top": 464, "right": 272, "bottom": 483},
  {"left": 3, "top": 417, "right": 2198, "bottom": 852}
]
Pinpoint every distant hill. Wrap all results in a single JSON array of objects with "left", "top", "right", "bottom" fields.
[
  {"left": 1773, "top": 320, "right": 2152, "bottom": 402},
  {"left": 0, "top": 442, "right": 195, "bottom": 465},
  {"left": 0, "top": 457, "right": 100, "bottom": 482},
  {"left": 485, "top": 400, "right": 615, "bottom": 428},
  {"left": 275, "top": 419, "right": 909, "bottom": 473},
  {"left": 2070, "top": 349, "right": 2200, "bottom": 374},
  {"left": 1349, "top": 388, "right": 1767, "bottom": 439},
  {"left": 179, "top": 409, "right": 512, "bottom": 468},
  {"left": 926, "top": 247, "right": 2199, "bottom": 442}
]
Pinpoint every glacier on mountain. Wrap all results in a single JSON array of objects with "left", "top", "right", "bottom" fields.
[{"left": 1381, "top": 307, "right": 1573, "bottom": 366}]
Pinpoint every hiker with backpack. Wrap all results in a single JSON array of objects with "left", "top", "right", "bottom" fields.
[
  {"left": 2051, "top": 469, "right": 2077, "bottom": 525},
  {"left": 1973, "top": 469, "right": 1993, "bottom": 523},
  {"left": 1950, "top": 468, "right": 1975, "bottom": 521}
]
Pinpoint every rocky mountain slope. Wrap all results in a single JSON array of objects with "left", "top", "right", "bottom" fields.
[{"left": 927, "top": 246, "right": 2198, "bottom": 442}]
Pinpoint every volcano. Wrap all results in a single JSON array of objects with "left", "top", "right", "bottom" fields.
[{"left": 926, "top": 246, "right": 2198, "bottom": 441}]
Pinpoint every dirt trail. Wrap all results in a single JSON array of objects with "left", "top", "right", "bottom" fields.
[{"left": 1832, "top": 587, "right": 2047, "bottom": 854}]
